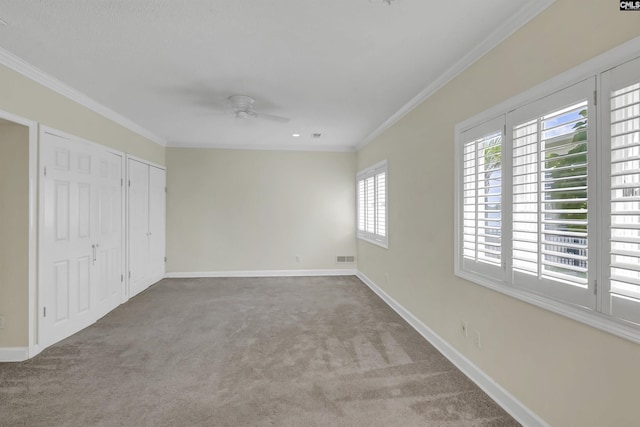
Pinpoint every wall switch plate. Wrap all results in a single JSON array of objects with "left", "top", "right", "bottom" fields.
[{"left": 0, "top": 316, "right": 5, "bottom": 330}]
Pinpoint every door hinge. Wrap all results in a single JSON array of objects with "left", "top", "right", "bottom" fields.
[
  {"left": 129, "top": 271, "right": 131, "bottom": 278},
  {"left": 43, "top": 307, "right": 47, "bottom": 317},
  {"left": 594, "top": 279, "right": 598, "bottom": 295},
  {"left": 128, "top": 180, "right": 131, "bottom": 187},
  {"left": 44, "top": 166, "right": 47, "bottom": 177},
  {"left": 593, "top": 90, "right": 597, "bottom": 106},
  {"left": 121, "top": 178, "right": 123, "bottom": 187},
  {"left": 121, "top": 274, "right": 124, "bottom": 282},
  {"left": 164, "top": 256, "right": 167, "bottom": 263},
  {"left": 165, "top": 187, "right": 167, "bottom": 193}
]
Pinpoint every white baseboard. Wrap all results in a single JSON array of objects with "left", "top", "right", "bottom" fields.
[
  {"left": 356, "top": 271, "right": 549, "bottom": 427},
  {"left": 29, "top": 344, "right": 42, "bottom": 359},
  {"left": 0, "top": 347, "right": 29, "bottom": 362},
  {"left": 166, "top": 269, "right": 357, "bottom": 279}
]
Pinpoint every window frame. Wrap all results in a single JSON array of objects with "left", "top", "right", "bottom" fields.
[
  {"left": 454, "top": 36, "right": 640, "bottom": 344},
  {"left": 505, "top": 77, "right": 597, "bottom": 310},
  {"left": 357, "top": 160, "right": 388, "bottom": 248}
]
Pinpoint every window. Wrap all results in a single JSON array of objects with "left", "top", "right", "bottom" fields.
[
  {"left": 508, "top": 78, "right": 595, "bottom": 309},
  {"left": 455, "top": 50, "right": 640, "bottom": 341},
  {"left": 357, "top": 160, "right": 388, "bottom": 247},
  {"left": 461, "top": 116, "right": 505, "bottom": 281},
  {"left": 604, "top": 56, "right": 640, "bottom": 326}
]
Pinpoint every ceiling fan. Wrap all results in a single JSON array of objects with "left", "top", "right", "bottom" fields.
[{"left": 227, "top": 95, "right": 290, "bottom": 123}]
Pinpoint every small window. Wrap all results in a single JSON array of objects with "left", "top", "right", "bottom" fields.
[{"left": 357, "top": 160, "right": 388, "bottom": 248}]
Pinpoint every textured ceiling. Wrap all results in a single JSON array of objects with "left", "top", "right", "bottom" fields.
[{"left": 0, "top": 1, "right": 547, "bottom": 150}]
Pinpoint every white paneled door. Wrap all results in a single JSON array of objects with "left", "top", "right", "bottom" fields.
[
  {"left": 128, "top": 159, "right": 150, "bottom": 298},
  {"left": 128, "top": 159, "right": 166, "bottom": 298},
  {"left": 149, "top": 165, "right": 166, "bottom": 282},
  {"left": 39, "top": 131, "right": 124, "bottom": 348},
  {"left": 95, "top": 150, "right": 125, "bottom": 317}
]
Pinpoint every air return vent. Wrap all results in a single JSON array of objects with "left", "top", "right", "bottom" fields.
[{"left": 336, "top": 255, "right": 355, "bottom": 264}]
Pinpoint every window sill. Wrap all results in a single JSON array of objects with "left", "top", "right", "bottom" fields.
[
  {"left": 357, "top": 234, "right": 388, "bottom": 249},
  {"left": 454, "top": 268, "right": 640, "bottom": 345}
]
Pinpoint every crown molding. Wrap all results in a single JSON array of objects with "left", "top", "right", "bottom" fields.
[
  {"left": 356, "top": 0, "right": 555, "bottom": 151},
  {"left": 0, "top": 47, "right": 167, "bottom": 146},
  {"left": 167, "top": 141, "right": 356, "bottom": 152}
]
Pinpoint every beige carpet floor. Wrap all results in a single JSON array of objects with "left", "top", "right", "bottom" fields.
[{"left": 0, "top": 276, "right": 519, "bottom": 426}]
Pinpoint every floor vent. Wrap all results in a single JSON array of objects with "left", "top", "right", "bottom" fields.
[{"left": 336, "top": 255, "right": 356, "bottom": 264}]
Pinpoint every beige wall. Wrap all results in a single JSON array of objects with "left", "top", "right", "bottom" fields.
[
  {"left": 357, "top": 1, "right": 640, "bottom": 426},
  {"left": 166, "top": 148, "right": 356, "bottom": 273},
  {"left": 0, "top": 64, "right": 164, "bottom": 165},
  {"left": 0, "top": 122, "right": 29, "bottom": 347}
]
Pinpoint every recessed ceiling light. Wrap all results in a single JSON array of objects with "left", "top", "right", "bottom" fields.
[
  {"left": 312, "top": 133, "right": 322, "bottom": 138},
  {"left": 292, "top": 133, "right": 300, "bottom": 137}
]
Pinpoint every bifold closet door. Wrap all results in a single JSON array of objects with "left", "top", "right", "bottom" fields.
[
  {"left": 148, "top": 166, "right": 166, "bottom": 281},
  {"left": 39, "top": 131, "right": 124, "bottom": 348},
  {"left": 128, "top": 159, "right": 150, "bottom": 298},
  {"left": 128, "top": 159, "right": 166, "bottom": 298}
]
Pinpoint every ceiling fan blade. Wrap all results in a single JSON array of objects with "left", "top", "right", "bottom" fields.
[{"left": 253, "top": 111, "right": 290, "bottom": 123}]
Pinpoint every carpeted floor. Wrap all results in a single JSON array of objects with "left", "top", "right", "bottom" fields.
[{"left": 0, "top": 276, "right": 519, "bottom": 426}]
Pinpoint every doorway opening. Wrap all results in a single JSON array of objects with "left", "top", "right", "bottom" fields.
[{"left": 0, "top": 114, "right": 38, "bottom": 361}]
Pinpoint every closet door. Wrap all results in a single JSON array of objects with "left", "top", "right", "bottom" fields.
[
  {"left": 95, "top": 151, "right": 125, "bottom": 317},
  {"left": 39, "top": 131, "right": 125, "bottom": 348},
  {"left": 40, "top": 132, "right": 96, "bottom": 346},
  {"left": 148, "top": 166, "right": 166, "bottom": 281},
  {"left": 128, "top": 159, "right": 150, "bottom": 298}
]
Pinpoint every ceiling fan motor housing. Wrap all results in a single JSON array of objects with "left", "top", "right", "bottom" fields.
[
  {"left": 229, "top": 95, "right": 256, "bottom": 119},
  {"left": 229, "top": 95, "right": 254, "bottom": 109},
  {"left": 227, "top": 94, "right": 288, "bottom": 122}
]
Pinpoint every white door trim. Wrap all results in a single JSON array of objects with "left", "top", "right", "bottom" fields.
[
  {"left": 27, "top": 122, "right": 37, "bottom": 357},
  {"left": 126, "top": 153, "right": 165, "bottom": 171}
]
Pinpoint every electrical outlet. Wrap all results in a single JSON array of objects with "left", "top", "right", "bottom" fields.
[
  {"left": 460, "top": 321, "right": 467, "bottom": 337},
  {"left": 0, "top": 316, "right": 5, "bottom": 330},
  {"left": 472, "top": 330, "right": 481, "bottom": 349}
]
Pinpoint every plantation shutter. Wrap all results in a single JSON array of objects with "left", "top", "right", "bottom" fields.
[
  {"left": 358, "top": 179, "right": 365, "bottom": 231},
  {"left": 507, "top": 78, "right": 596, "bottom": 309},
  {"left": 365, "top": 176, "right": 375, "bottom": 232},
  {"left": 602, "top": 56, "right": 640, "bottom": 325},
  {"left": 460, "top": 116, "right": 505, "bottom": 281},
  {"left": 376, "top": 172, "right": 386, "bottom": 237},
  {"left": 357, "top": 161, "right": 388, "bottom": 246}
]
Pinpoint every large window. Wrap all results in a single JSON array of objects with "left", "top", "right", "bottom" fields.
[
  {"left": 455, "top": 51, "right": 640, "bottom": 341},
  {"left": 357, "top": 160, "right": 388, "bottom": 248}
]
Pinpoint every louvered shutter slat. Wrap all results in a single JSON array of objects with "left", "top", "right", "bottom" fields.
[
  {"left": 512, "top": 99, "right": 589, "bottom": 286},
  {"left": 376, "top": 172, "right": 386, "bottom": 237},
  {"left": 357, "top": 161, "right": 388, "bottom": 246},
  {"left": 462, "top": 130, "right": 502, "bottom": 267},
  {"left": 610, "top": 81, "right": 640, "bottom": 300}
]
